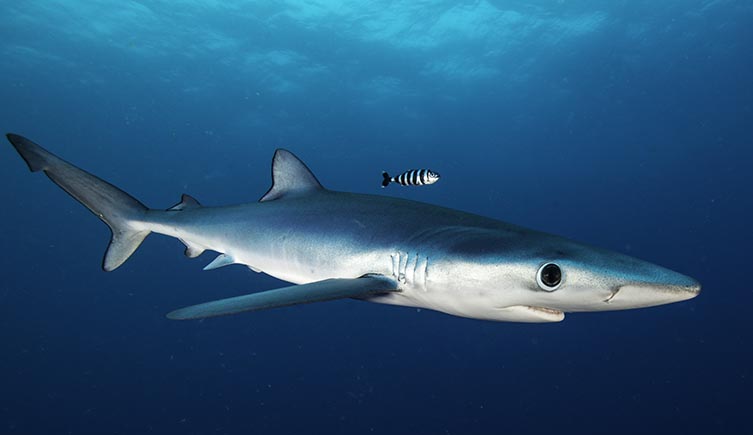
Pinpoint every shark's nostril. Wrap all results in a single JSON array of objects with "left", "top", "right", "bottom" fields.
[
  {"left": 608, "top": 278, "right": 701, "bottom": 309},
  {"left": 604, "top": 288, "right": 620, "bottom": 303}
]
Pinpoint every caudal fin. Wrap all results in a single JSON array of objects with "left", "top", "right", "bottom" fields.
[
  {"left": 381, "top": 171, "right": 391, "bottom": 188},
  {"left": 6, "top": 133, "right": 150, "bottom": 271}
]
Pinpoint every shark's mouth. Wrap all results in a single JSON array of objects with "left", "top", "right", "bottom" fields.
[
  {"left": 495, "top": 305, "right": 565, "bottom": 323},
  {"left": 529, "top": 306, "right": 565, "bottom": 316}
]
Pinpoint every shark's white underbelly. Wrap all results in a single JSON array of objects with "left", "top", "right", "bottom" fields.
[{"left": 147, "top": 216, "right": 447, "bottom": 310}]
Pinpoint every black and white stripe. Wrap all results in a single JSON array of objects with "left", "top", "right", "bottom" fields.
[{"left": 382, "top": 169, "right": 439, "bottom": 187}]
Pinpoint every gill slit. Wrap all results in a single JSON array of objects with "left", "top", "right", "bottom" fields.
[{"left": 390, "top": 251, "right": 429, "bottom": 291}]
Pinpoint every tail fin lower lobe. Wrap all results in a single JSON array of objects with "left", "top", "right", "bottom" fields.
[{"left": 6, "top": 133, "right": 150, "bottom": 271}]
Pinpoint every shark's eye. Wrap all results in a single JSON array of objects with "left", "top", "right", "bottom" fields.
[{"left": 537, "top": 263, "right": 562, "bottom": 291}]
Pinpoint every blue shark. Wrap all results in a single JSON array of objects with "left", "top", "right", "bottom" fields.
[{"left": 6, "top": 133, "right": 700, "bottom": 323}]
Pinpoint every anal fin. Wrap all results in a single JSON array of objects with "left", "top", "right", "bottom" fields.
[{"left": 203, "top": 253, "right": 235, "bottom": 270}]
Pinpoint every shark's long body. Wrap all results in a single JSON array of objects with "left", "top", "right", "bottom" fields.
[{"left": 6, "top": 134, "right": 700, "bottom": 322}]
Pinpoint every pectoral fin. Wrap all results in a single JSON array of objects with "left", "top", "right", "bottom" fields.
[{"left": 167, "top": 275, "right": 399, "bottom": 320}]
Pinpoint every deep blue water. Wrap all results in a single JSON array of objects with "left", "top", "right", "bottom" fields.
[{"left": 1, "top": 1, "right": 751, "bottom": 434}]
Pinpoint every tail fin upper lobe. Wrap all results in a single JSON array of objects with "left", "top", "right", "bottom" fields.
[
  {"left": 381, "top": 171, "right": 391, "bottom": 188},
  {"left": 6, "top": 133, "right": 150, "bottom": 271}
]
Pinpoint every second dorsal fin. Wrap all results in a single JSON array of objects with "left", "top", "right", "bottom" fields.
[
  {"left": 259, "top": 149, "right": 323, "bottom": 202},
  {"left": 168, "top": 194, "right": 201, "bottom": 211}
]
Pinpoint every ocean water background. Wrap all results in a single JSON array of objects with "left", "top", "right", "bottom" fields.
[{"left": 0, "top": 1, "right": 751, "bottom": 434}]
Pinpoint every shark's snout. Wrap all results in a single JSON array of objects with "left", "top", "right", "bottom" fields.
[{"left": 606, "top": 272, "right": 701, "bottom": 310}]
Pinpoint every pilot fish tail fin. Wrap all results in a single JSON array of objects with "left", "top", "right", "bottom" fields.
[
  {"left": 6, "top": 133, "right": 150, "bottom": 272},
  {"left": 381, "top": 171, "right": 391, "bottom": 187}
]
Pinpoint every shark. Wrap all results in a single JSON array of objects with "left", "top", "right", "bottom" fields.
[{"left": 5, "top": 133, "right": 700, "bottom": 323}]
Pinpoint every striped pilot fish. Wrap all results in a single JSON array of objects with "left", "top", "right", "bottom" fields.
[{"left": 382, "top": 169, "right": 440, "bottom": 187}]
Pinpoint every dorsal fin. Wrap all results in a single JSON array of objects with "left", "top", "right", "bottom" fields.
[
  {"left": 168, "top": 194, "right": 201, "bottom": 211},
  {"left": 259, "top": 149, "right": 323, "bottom": 202}
]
